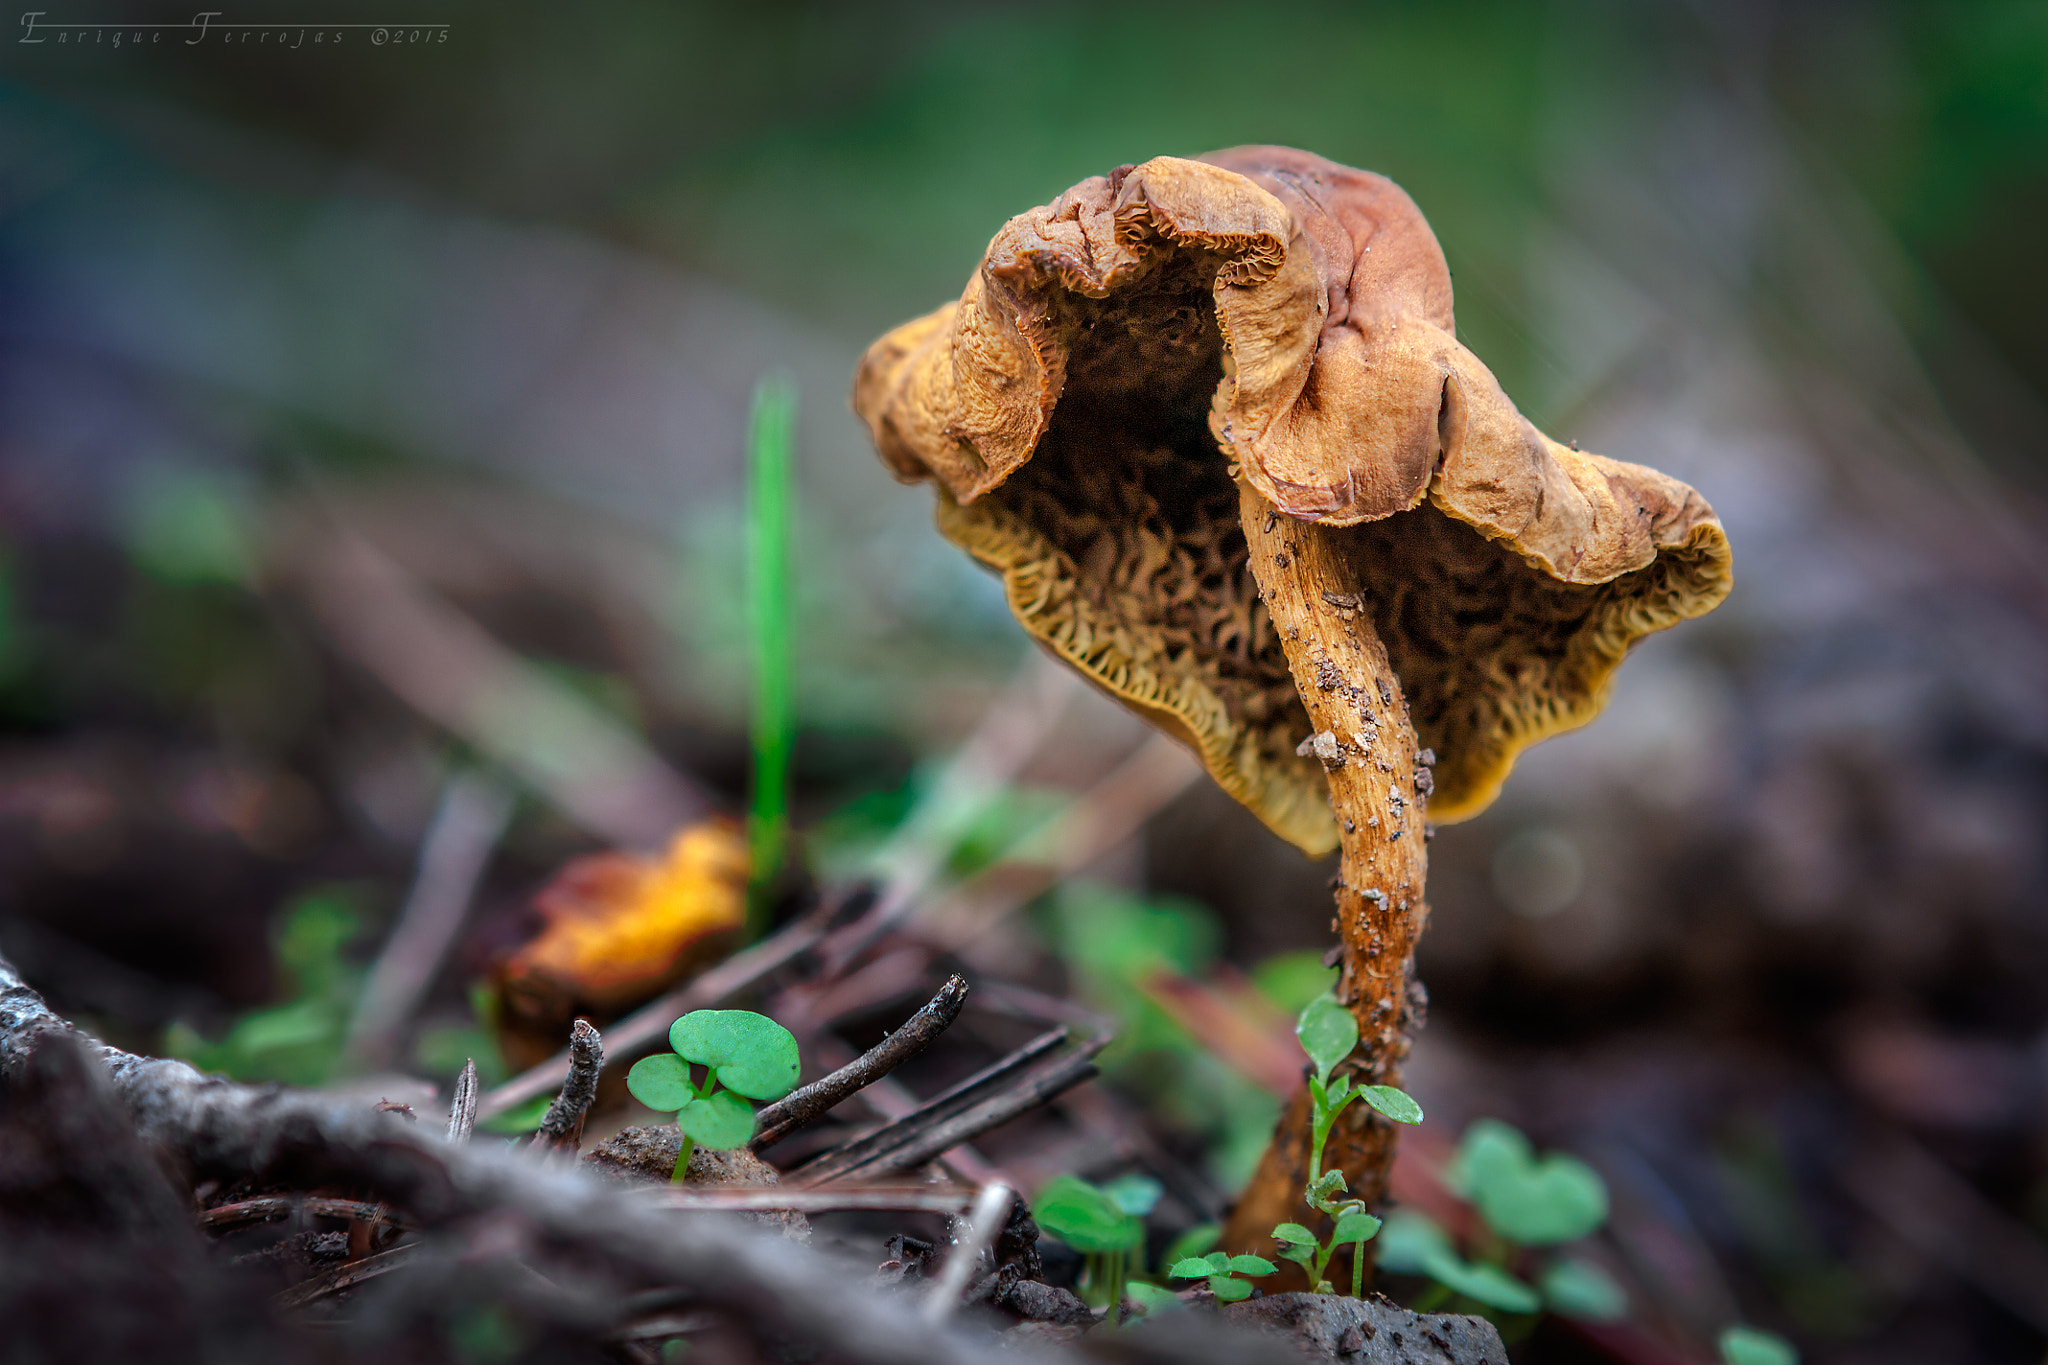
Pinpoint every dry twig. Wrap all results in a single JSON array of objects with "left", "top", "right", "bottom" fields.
[
  {"left": 446, "top": 1058, "right": 479, "bottom": 1143},
  {"left": 274, "top": 1244, "right": 420, "bottom": 1310},
  {"left": 924, "top": 1182, "right": 1015, "bottom": 1323},
  {"left": 303, "top": 532, "right": 707, "bottom": 849},
  {"left": 343, "top": 772, "right": 513, "bottom": 1073},
  {"left": 793, "top": 1028, "right": 1106, "bottom": 1188},
  {"left": 752, "top": 975, "right": 969, "bottom": 1152},
  {"left": 530, "top": 1019, "right": 603, "bottom": 1156},
  {"left": 199, "top": 1195, "right": 394, "bottom": 1231}
]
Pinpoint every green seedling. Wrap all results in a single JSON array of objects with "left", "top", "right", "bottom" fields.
[
  {"left": 1376, "top": 1117, "right": 1625, "bottom": 1325},
  {"left": 1280, "top": 993, "right": 1421, "bottom": 1294},
  {"left": 1122, "top": 1281, "right": 1181, "bottom": 1317},
  {"left": 1033, "top": 1174, "right": 1150, "bottom": 1317},
  {"left": 626, "top": 1009, "right": 799, "bottom": 1182},
  {"left": 1448, "top": 1118, "right": 1608, "bottom": 1245},
  {"left": 1120, "top": 1222, "right": 1218, "bottom": 1318},
  {"left": 1378, "top": 1210, "right": 1542, "bottom": 1315},
  {"left": 1168, "top": 1250, "right": 1279, "bottom": 1302}
]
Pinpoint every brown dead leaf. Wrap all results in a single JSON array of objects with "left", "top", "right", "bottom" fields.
[{"left": 495, "top": 822, "right": 748, "bottom": 1067}]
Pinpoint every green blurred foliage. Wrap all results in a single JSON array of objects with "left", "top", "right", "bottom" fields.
[
  {"left": 164, "top": 887, "right": 371, "bottom": 1085},
  {"left": 1042, "top": 883, "right": 1280, "bottom": 1188},
  {"left": 1250, "top": 950, "right": 1338, "bottom": 1016},
  {"left": 27, "top": 2, "right": 2040, "bottom": 461},
  {"left": 1381, "top": 1117, "right": 1622, "bottom": 1324},
  {"left": 803, "top": 768, "right": 1068, "bottom": 885},
  {"left": 1447, "top": 1118, "right": 1609, "bottom": 1246},
  {"left": 118, "top": 465, "right": 254, "bottom": 587},
  {"left": 1712, "top": 1115, "right": 1876, "bottom": 1336},
  {"left": 414, "top": 983, "right": 513, "bottom": 1090},
  {"left": 447, "top": 1303, "right": 527, "bottom": 1364}
]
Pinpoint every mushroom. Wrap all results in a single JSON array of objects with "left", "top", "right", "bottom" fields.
[{"left": 852, "top": 148, "right": 1731, "bottom": 1257}]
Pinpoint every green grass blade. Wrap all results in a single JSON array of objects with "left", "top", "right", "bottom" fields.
[{"left": 745, "top": 375, "right": 797, "bottom": 934}]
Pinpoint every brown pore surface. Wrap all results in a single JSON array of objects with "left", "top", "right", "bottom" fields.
[
  {"left": 1223, "top": 479, "right": 1431, "bottom": 1267},
  {"left": 1330, "top": 503, "right": 1726, "bottom": 821},
  {"left": 935, "top": 243, "right": 1339, "bottom": 853}
]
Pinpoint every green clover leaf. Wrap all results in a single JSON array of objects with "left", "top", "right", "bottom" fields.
[
  {"left": 1272, "top": 1222, "right": 1318, "bottom": 1246},
  {"left": 626, "top": 1052, "right": 697, "bottom": 1112},
  {"left": 1169, "top": 1258, "right": 1220, "bottom": 1280},
  {"left": 1453, "top": 1119, "right": 1608, "bottom": 1245},
  {"left": 676, "top": 1090, "right": 756, "bottom": 1150},
  {"left": 1228, "top": 1255, "right": 1277, "bottom": 1276},
  {"left": 669, "top": 1010, "right": 800, "bottom": 1101}
]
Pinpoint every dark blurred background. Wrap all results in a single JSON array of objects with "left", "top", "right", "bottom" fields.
[{"left": 3, "top": 2, "right": 2047, "bottom": 1362}]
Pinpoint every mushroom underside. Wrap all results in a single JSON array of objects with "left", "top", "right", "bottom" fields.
[{"left": 937, "top": 250, "right": 1715, "bottom": 848}]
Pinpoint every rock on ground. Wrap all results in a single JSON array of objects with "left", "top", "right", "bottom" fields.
[
  {"left": 583, "top": 1124, "right": 809, "bottom": 1240},
  {"left": 1220, "top": 1293, "right": 1506, "bottom": 1364}
]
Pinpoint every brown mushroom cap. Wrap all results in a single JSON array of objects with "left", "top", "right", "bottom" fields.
[{"left": 855, "top": 147, "right": 1731, "bottom": 849}]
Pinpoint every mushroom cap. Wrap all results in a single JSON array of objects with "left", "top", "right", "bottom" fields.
[{"left": 854, "top": 148, "right": 1731, "bottom": 850}]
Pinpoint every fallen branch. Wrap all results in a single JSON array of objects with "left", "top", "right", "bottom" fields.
[
  {"left": 752, "top": 975, "right": 969, "bottom": 1152},
  {"left": 0, "top": 951, "right": 1046, "bottom": 1365}
]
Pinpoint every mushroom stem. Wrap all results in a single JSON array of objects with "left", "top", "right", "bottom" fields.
[{"left": 1223, "top": 478, "right": 1432, "bottom": 1269}]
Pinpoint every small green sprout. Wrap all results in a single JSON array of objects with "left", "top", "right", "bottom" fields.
[
  {"left": 1168, "top": 1250, "right": 1279, "bottom": 1302},
  {"left": 625, "top": 1009, "right": 799, "bottom": 1182},
  {"left": 1032, "top": 1174, "right": 1153, "bottom": 1318},
  {"left": 1122, "top": 1220, "right": 1227, "bottom": 1318},
  {"left": 1280, "top": 993, "right": 1421, "bottom": 1294},
  {"left": 1448, "top": 1119, "right": 1608, "bottom": 1245},
  {"left": 1377, "top": 1118, "right": 1625, "bottom": 1325}
]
